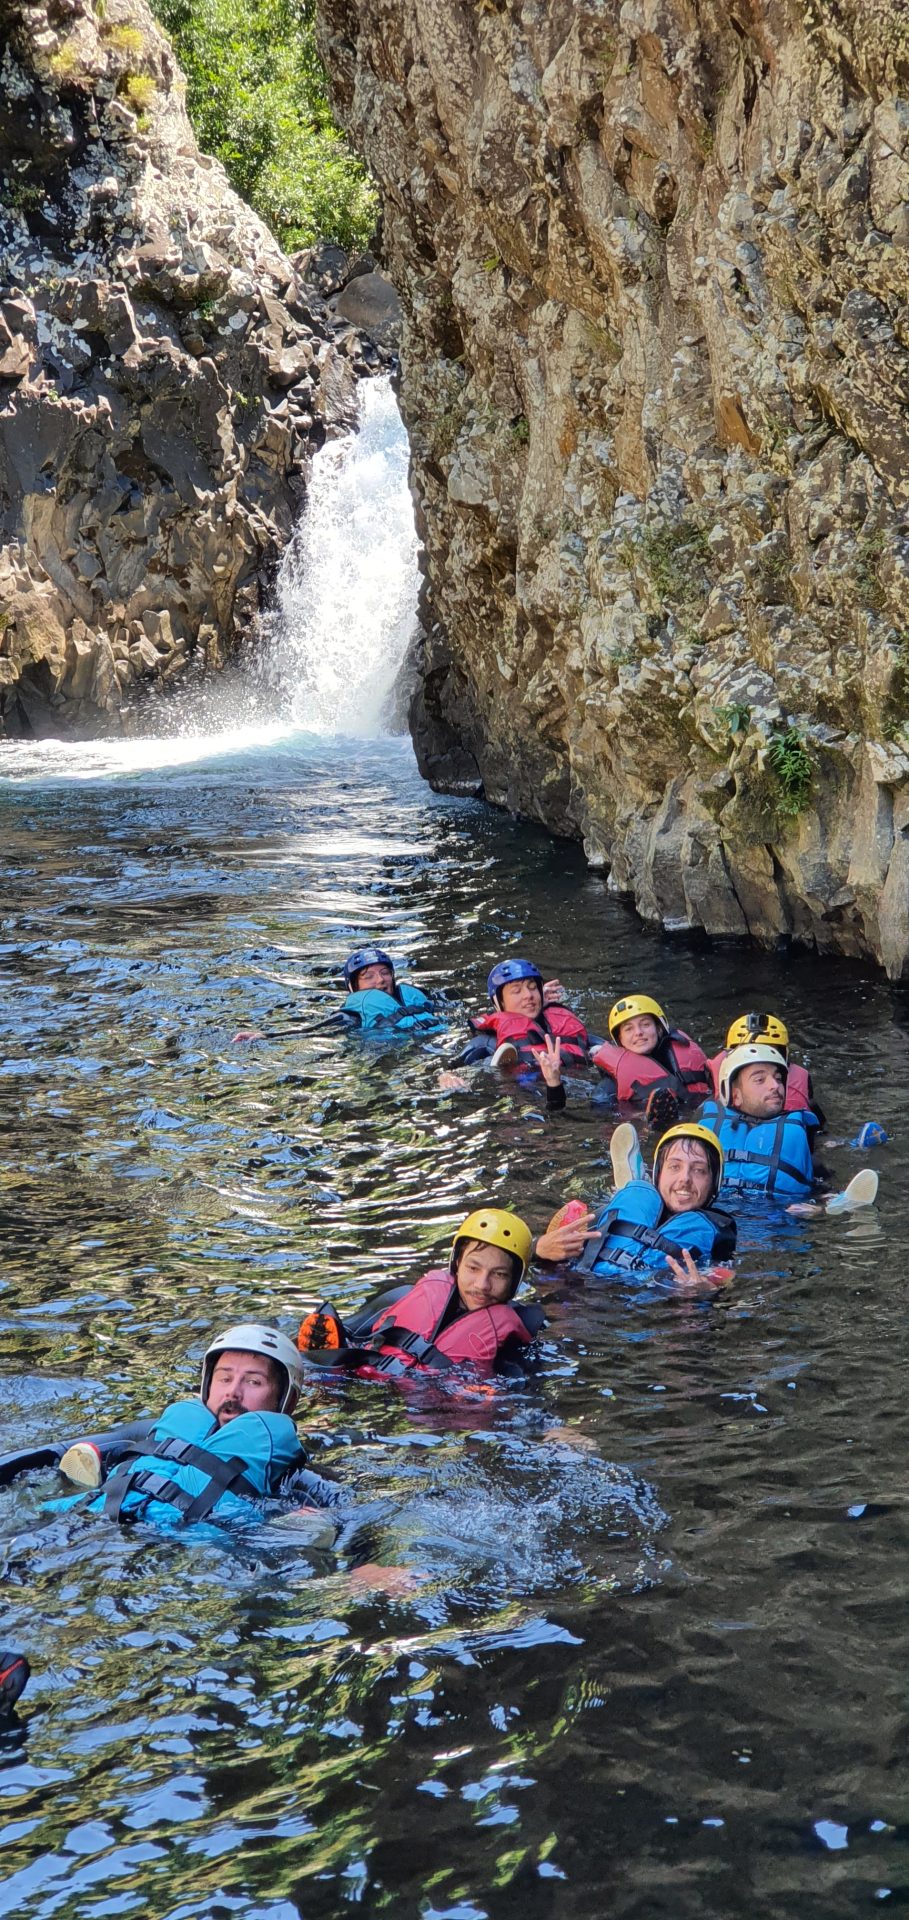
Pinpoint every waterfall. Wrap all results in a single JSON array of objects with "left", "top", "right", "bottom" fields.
[
  {"left": 260, "top": 374, "right": 420, "bottom": 735},
  {"left": 0, "top": 376, "right": 418, "bottom": 779}
]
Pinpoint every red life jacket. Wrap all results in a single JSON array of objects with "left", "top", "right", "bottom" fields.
[
  {"left": 369, "top": 1270, "right": 534, "bottom": 1378},
  {"left": 591, "top": 1029, "right": 711, "bottom": 1101},
  {"left": 470, "top": 1004, "right": 590, "bottom": 1068},
  {"left": 708, "top": 1050, "right": 815, "bottom": 1114}
]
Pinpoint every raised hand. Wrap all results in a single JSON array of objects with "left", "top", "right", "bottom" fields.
[
  {"left": 665, "top": 1250, "right": 733, "bottom": 1291},
  {"left": 542, "top": 978, "right": 566, "bottom": 1005},
  {"left": 536, "top": 1200, "right": 598, "bottom": 1262},
  {"left": 533, "top": 1033, "right": 562, "bottom": 1086}
]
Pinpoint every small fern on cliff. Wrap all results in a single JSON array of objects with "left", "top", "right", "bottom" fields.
[
  {"left": 765, "top": 727, "right": 813, "bottom": 819},
  {"left": 150, "top": 0, "right": 377, "bottom": 252}
]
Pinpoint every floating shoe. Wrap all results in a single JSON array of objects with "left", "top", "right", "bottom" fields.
[
  {"left": 59, "top": 1441, "right": 103, "bottom": 1489},
  {"left": 825, "top": 1168, "right": 879, "bottom": 1214},
  {"left": 0, "top": 1650, "right": 29, "bottom": 1715},
  {"left": 610, "top": 1123, "right": 645, "bottom": 1190},
  {"left": 297, "top": 1305, "right": 345, "bottom": 1354},
  {"left": 644, "top": 1086, "right": 680, "bottom": 1134},
  {"left": 848, "top": 1122, "right": 889, "bottom": 1150},
  {"left": 490, "top": 1042, "right": 519, "bottom": 1068}
]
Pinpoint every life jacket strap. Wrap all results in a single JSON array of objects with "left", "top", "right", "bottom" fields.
[
  {"left": 102, "top": 1437, "right": 264, "bottom": 1525},
  {"left": 364, "top": 1324, "right": 454, "bottom": 1371},
  {"left": 575, "top": 1215, "right": 684, "bottom": 1273},
  {"left": 723, "top": 1120, "right": 808, "bottom": 1192}
]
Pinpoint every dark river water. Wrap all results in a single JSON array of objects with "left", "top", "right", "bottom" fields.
[{"left": 0, "top": 726, "right": 906, "bottom": 1920}]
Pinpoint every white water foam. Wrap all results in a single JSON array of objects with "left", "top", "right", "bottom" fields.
[{"left": 262, "top": 373, "right": 419, "bottom": 735}]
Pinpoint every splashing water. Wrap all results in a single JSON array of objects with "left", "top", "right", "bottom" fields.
[{"left": 261, "top": 373, "right": 419, "bottom": 734}]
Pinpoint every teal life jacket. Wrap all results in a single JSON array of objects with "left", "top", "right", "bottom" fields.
[
  {"left": 344, "top": 982, "right": 441, "bottom": 1033},
  {"left": 572, "top": 1178, "right": 736, "bottom": 1278},
  {"left": 699, "top": 1099, "right": 816, "bottom": 1198},
  {"left": 72, "top": 1400, "right": 306, "bottom": 1530}
]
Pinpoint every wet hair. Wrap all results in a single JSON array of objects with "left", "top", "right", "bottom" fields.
[
  {"left": 452, "top": 1237, "right": 522, "bottom": 1296},
  {"left": 654, "top": 1135, "right": 720, "bottom": 1203}
]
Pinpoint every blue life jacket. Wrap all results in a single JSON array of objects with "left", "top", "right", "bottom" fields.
[
  {"left": 55, "top": 1400, "right": 307, "bottom": 1531},
  {"left": 344, "top": 982, "right": 441, "bottom": 1033},
  {"left": 699, "top": 1099, "right": 816, "bottom": 1199},
  {"left": 572, "top": 1178, "right": 736, "bottom": 1278}
]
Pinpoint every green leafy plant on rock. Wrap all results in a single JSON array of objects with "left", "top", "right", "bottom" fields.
[
  {"left": 714, "top": 701, "right": 751, "bottom": 738},
  {"left": 122, "top": 72, "right": 158, "bottom": 111},
  {"left": 854, "top": 528, "right": 887, "bottom": 614},
  {"left": 764, "top": 727, "right": 813, "bottom": 819},
  {"left": 103, "top": 22, "right": 146, "bottom": 56},
  {"left": 638, "top": 519, "right": 712, "bottom": 607}
]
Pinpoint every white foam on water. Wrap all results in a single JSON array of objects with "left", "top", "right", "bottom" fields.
[{"left": 0, "top": 722, "right": 297, "bottom": 784}]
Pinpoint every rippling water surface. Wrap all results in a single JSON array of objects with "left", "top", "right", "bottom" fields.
[
  {"left": 0, "top": 727, "right": 906, "bottom": 1919},
  {"left": 1, "top": 379, "right": 908, "bottom": 1918}
]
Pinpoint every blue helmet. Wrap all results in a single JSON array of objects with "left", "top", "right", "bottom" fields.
[
  {"left": 487, "top": 958, "right": 543, "bottom": 1006},
  {"left": 343, "top": 946, "right": 395, "bottom": 992}
]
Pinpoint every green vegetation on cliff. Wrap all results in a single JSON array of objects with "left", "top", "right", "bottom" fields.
[{"left": 150, "top": 0, "right": 376, "bottom": 252}]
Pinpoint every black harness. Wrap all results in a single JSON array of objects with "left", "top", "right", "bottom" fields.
[
  {"left": 722, "top": 1117, "right": 807, "bottom": 1195},
  {"left": 100, "top": 1433, "right": 280, "bottom": 1526}
]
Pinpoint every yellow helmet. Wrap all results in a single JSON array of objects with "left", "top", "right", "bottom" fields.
[
  {"left": 725, "top": 1011, "right": 789, "bottom": 1056},
  {"left": 608, "top": 994, "right": 669, "bottom": 1041},
  {"left": 451, "top": 1207, "right": 532, "bottom": 1289},
  {"left": 718, "top": 1043, "right": 787, "bottom": 1108},
  {"left": 653, "top": 1123, "right": 724, "bottom": 1201}
]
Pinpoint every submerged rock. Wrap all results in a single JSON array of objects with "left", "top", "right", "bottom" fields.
[
  {"left": 317, "top": 0, "right": 909, "bottom": 976},
  {"left": 0, "top": 0, "right": 358, "bottom": 737}
]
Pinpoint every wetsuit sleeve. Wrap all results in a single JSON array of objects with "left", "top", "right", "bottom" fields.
[
  {"left": 802, "top": 1077, "right": 826, "bottom": 1130},
  {"left": 278, "top": 1465, "right": 349, "bottom": 1509},
  {"left": 82, "top": 1418, "right": 157, "bottom": 1465},
  {"left": 710, "top": 1217, "right": 737, "bottom": 1261},
  {"left": 454, "top": 1035, "right": 496, "bottom": 1066},
  {"left": 545, "top": 1081, "right": 567, "bottom": 1113}
]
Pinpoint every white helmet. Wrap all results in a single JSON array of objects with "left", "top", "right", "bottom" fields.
[
  {"left": 718, "top": 1043, "right": 788, "bottom": 1108},
  {"left": 200, "top": 1323, "right": 303, "bottom": 1414}
]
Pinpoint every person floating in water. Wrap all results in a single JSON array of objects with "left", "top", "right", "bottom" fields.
[
  {"left": 536, "top": 1123, "right": 736, "bottom": 1289},
  {"left": 697, "top": 1043, "right": 878, "bottom": 1212},
  {"left": 439, "top": 958, "right": 596, "bottom": 1097},
  {"left": 707, "top": 1011, "right": 827, "bottom": 1127},
  {"left": 337, "top": 946, "right": 441, "bottom": 1032},
  {"left": 233, "top": 945, "right": 441, "bottom": 1043},
  {"left": 590, "top": 994, "right": 712, "bottom": 1129},
  {"left": 0, "top": 1325, "right": 344, "bottom": 1542},
  {"left": 297, "top": 1207, "right": 544, "bottom": 1379}
]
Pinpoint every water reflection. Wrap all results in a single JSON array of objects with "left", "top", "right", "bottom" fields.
[{"left": 0, "top": 732, "right": 905, "bottom": 1915}]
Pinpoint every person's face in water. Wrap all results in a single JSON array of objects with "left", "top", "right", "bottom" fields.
[
  {"left": 731, "top": 1062, "right": 785, "bottom": 1120},
  {"left": 207, "top": 1350, "right": 283, "bottom": 1425},
  {"left": 499, "top": 977, "right": 543, "bottom": 1018},
  {"left": 355, "top": 963, "right": 395, "bottom": 993},
  {"left": 656, "top": 1140, "right": 715, "bottom": 1213},
  {"left": 456, "top": 1240, "right": 517, "bottom": 1311},
  {"left": 617, "top": 1013, "right": 661, "bottom": 1054}
]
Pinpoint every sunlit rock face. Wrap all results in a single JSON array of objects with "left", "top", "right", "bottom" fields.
[
  {"left": 0, "top": 0, "right": 360, "bottom": 736},
  {"left": 318, "top": 0, "right": 909, "bottom": 974}
]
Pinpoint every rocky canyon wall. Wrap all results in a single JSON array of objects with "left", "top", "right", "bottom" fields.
[
  {"left": 318, "top": 0, "right": 909, "bottom": 975},
  {"left": 0, "top": 0, "right": 363, "bottom": 735}
]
